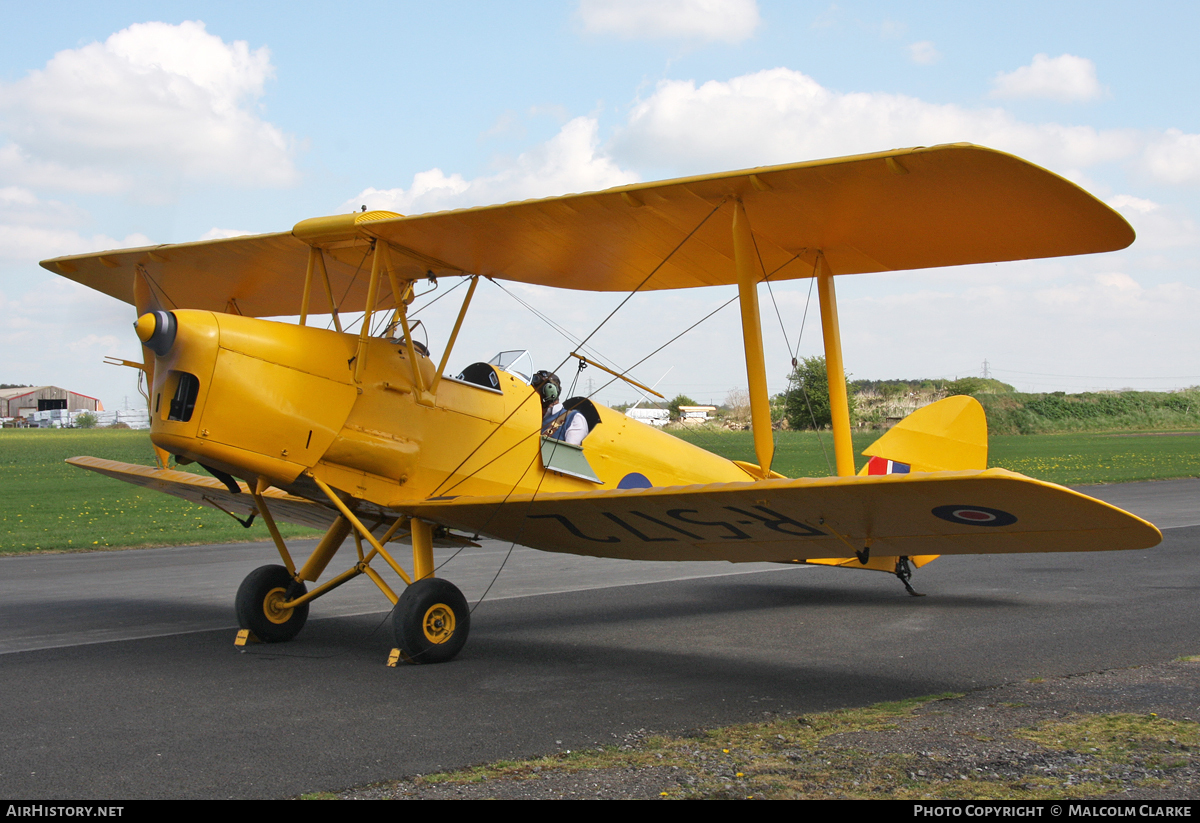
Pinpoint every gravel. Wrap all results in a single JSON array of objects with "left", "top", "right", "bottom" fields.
[{"left": 333, "top": 658, "right": 1200, "bottom": 800}]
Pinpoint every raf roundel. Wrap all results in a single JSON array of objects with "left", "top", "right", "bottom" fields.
[{"left": 931, "top": 505, "right": 1018, "bottom": 528}]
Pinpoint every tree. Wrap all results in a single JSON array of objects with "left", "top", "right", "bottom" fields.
[
  {"left": 943, "top": 376, "right": 989, "bottom": 397},
  {"left": 74, "top": 412, "right": 98, "bottom": 429},
  {"left": 944, "top": 377, "right": 1016, "bottom": 396},
  {"left": 667, "top": 394, "right": 697, "bottom": 421},
  {"left": 724, "top": 388, "right": 751, "bottom": 427},
  {"left": 784, "top": 356, "right": 855, "bottom": 430}
]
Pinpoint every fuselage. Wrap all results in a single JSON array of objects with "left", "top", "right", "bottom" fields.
[{"left": 146, "top": 311, "right": 756, "bottom": 510}]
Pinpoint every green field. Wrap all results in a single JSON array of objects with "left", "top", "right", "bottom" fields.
[
  {"left": 671, "top": 427, "right": 1200, "bottom": 486},
  {"left": 2, "top": 427, "right": 1199, "bottom": 554},
  {"left": 0, "top": 429, "right": 318, "bottom": 554}
]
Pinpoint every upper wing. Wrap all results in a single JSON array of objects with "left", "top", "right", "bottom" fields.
[
  {"left": 41, "top": 144, "right": 1133, "bottom": 314},
  {"left": 399, "top": 469, "right": 1161, "bottom": 563}
]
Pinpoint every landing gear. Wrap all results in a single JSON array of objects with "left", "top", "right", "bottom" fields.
[
  {"left": 235, "top": 564, "right": 309, "bottom": 642},
  {"left": 393, "top": 578, "right": 470, "bottom": 664},
  {"left": 894, "top": 556, "right": 925, "bottom": 597}
]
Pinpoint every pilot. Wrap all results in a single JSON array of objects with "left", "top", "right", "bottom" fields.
[{"left": 531, "top": 370, "right": 589, "bottom": 445}]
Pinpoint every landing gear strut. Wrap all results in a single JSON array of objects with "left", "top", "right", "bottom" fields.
[{"left": 241, "top": 480, "right": 473, "bottom": 663}]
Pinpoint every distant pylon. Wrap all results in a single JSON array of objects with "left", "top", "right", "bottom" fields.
[{"left": 981, "top": 359, "right": 991, "bottom": 379}]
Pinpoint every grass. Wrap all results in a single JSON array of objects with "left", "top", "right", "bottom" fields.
[
  {"left": 1018, "top": 713, "right": 1200, "bottom": 772},
  {"left": 978, "top": 389, "right": 1200, "bottom": 435},
  {"left": 4, "top": 424, "right": 1199, "bottom": 555},
  {"left": 0, "top": 428, "right": 317, "bottom": 554},
  {"left": 672, "top": 428, "right": 1200, "bottom": 486},
  {"left": 327, "top": 694, "right": 1200, "bottom": 800}
]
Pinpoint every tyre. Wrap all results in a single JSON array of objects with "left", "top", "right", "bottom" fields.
[
  {"left": 392, "top": 578, "right": 470, "bottom": 664},
  {"left": 235, "top": 565, "right": 308, "bottom": 643}
]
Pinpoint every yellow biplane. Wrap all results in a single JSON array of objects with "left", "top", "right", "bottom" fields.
[{"left": 42, "top": 143, "right": 1161, "bottom": 664}]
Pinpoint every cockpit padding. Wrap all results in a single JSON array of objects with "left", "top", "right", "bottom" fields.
[
  {"left": 563, "top": 397, "right": 601, "bottom": 431},
  {"left": 457, "top": 362, "right": 500, "bottom": 390}
]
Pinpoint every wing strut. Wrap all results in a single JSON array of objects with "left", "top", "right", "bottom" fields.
[
  {"left": 732, "top": 201, "right": 775, "bottom": 477},
  {"left": 815, "top": 253, "right": 855, "bottom": 476}
]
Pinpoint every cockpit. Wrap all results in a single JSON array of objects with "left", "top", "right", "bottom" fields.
[{"left": 447, "top": 350, "right": 533, "bottom": 394}]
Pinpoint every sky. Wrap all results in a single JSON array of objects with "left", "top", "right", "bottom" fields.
[{"left": 2, "top": 0, "right": 1199, "bottom": 410}]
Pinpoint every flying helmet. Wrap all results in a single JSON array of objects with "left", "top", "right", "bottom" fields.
[{"left": 531, "top": 370, "right": 561, "bottom": 405}]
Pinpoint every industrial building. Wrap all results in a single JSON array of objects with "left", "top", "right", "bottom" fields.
[{"left": 0, "top": 386, "right": 102, "bottom": 420}]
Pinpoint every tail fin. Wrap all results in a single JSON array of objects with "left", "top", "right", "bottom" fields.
[
  {"left": 859, "top": 394, "right": 987, "bottom": 474},
  {"left": 808, "top": 396, "right": 988, "bottom": 575}
]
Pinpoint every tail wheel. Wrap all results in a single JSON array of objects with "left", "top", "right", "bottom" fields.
[
  {"left": 235, "top": 565, "right": 308, "bottom": 643},
  {"left": 393, "top": 578, "right": 470, "bottom": 664}
]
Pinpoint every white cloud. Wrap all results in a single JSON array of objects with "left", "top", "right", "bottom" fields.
[
  {"left": 0, "top": 20, "right": 296, "bottom": 194},
  {"left": 0, "top": 187, "right": 87, "bottom": 227},
  {"left": 0, "top": 277, "right": 144, "bottom": 405},
  {"left": 1107, "top": 194, "right": 1158, "bottom": 214},
  {"left": 345, "top": 116, "right": 638, "bottom": 215},
  {"left": 1142, "top": 129, "right": 1200, "bottom": 185},
  {"left": 0, "top": 225, "right": 150, "bottom": 261},
  {"left": 990, "top": 54, "right": 1102, "bottom": 102},
  {"left": 610, "top": 68, "right": 1137, "bottom": 175},
  {"left": 839, "top": 265, "right": 1200, "bottom": 391},
  {"left": 1108, "top": 194, "right": 1199, "bottom": 249},
  {"left": 578, "top": 0, "right": 759, "bottom": 43},
  {"left": 0, "top": 144, "right": 127, "bottom": 194},
  {"left": 198, "top": 227, "right": 253, "bottom": 241},
  {"left": 908, "top": 41, "right": 940, "bottom": 65},
  {"left": 0, "top": 188, "right": 148, "bottom": 260},
  {"left": 67, "top": 333, "right": 123, "bottom": 354}
]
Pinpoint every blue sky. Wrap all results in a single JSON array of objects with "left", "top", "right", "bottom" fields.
[{"left": 2, "top": 1, "right": 1198, "bottom": 409}]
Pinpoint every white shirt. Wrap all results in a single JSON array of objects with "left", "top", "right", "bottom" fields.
[{"left": 547, "top": 402, "right": 589, "bottom": 445}]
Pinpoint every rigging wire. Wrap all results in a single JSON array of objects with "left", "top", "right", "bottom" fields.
[
  {"left": 754, "top": 253, "right": 831, "bottom": 474},
  {"left": 590, "top": 294, "right": 739, "bottom": 398},
  {"left": 586, "top": 250, "right": 804, "bottom": 401},
  {"left": 489, "top": 279, "right": 633, "bottom": 379},
  {"left": 490, "top": 280, "right": 590, "bottom": 354},
  {"left": 465, "top": 444, "right": 557, "bottom": 614},
  {"left": 336, "top": 245, "right": 373, "bottom": 308},
  {"left": 409, "top": 275, "right": 467, "bottom": 317},
  {"left": 137, "top": 266, "right": 180, "bottom": 312},
  {"left": 425, "top": 199, "right": 728, "bottom": 498},
  {"left": 570, "top": 198, "right": 727, "bottom": 359}
]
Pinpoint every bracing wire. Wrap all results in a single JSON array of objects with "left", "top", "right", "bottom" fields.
[
  {"left": 425, "top": 200, "right": 728, "bottom": 499},
  {"left": 752, "top": 250, "right": 832, "bottom": 474},
  {"left": 571, "top": 198, "right": 727, "bottom": 357}
]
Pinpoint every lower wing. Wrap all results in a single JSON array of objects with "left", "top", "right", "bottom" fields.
[
  {"left": 401, "top": 468, "right": 1161, "bottom": 563},
  {"left": 69, "top": 457, "right": 1160, "bottom": 564},
  {"left": 68, "top": 456, "right": 341, "bottom": 531}
]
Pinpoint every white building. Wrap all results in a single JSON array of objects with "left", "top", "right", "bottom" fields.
[{"left": 626, "top": 407, "right": 669, "bottom": 427}]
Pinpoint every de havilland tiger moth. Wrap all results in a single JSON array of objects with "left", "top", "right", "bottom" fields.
[{"left": 41, "top": 143, "right": 1162, "bottom": 664}]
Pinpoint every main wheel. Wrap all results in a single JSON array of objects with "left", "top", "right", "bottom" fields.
[
  {"left": 392, "top": 578, "right": 470, "bottom": 664},
  {"left": 235, "top": 565, "right": 308, "bottom": 643}
]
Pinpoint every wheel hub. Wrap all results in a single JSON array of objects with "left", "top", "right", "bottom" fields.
[
  {"left": 422, "top": 604, "right": 455, "bottom": 644},
  {"left": 263, "top": 587, "right": 294, "bottom": 624}
]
